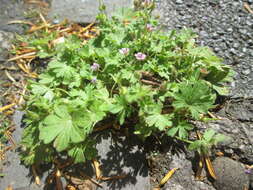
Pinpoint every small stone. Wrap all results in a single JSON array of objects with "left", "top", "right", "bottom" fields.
[
  {"left": 242, "top": 69, "right": 251, "bottom": 75},
  {"left": 233, "top": 43, "right": 240, "bottom": 48},
  {"left": 175, "top": 0, "right": 183, "bottom": 4},
  {"left": 212, "top": 157, "right": 250, "bottom": 190}
]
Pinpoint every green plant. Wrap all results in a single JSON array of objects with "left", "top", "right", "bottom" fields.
[
  {"left": 0, "top": 114, "right": 9, "bottom": 146},
  {"left": 189, "top": 129, "right": 229, "bottom": 155},
  {"left": 20, "top": 5, "right": 233, "bottom": 166}
]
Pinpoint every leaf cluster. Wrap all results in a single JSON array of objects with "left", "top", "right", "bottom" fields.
[{"left": 20, "top": 7, "right": 233, "bottom": 165}]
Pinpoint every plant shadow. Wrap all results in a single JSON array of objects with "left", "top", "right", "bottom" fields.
[{"left": 82, "top": 129, "right": 150, "bottom": 190}]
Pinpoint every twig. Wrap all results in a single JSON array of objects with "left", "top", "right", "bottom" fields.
[
  {"left": 159, "top": 168, "right": 179, "bottom": 187},
  {"left": 81, "top": 23, "right": 95, "bottom": 32},
  {"left": 92, "top": 159, "right": 102, "bottom": 179},
  {"left": 244, "top": 2, "right": 253, "bottom": 14},
  {"left": 207, "top": 111, "right": 217, "bottom": 119},
  {"left": 55, "top": 169, "right": 63, "bottom": 190},
  {"left": 79, "top": 172, "right": 103, "bottom": 188},
  {"left": 7, "top": 52, "right": 36, "bottom": 62},
  {"left": 5, "top": 131, "right": 16, "bottom": 147},
  {"left": 140, "top": 71, "right": 162, "bottom": 83},
  {"left": 100, "top": 174, "right": 127, "bottom": 181},
  {"left": 204, "top": 155, "right": 217, "bottom": 179},
  {"left": 39, "top": 13, "right": 49, "bottom": 32},
  {"left": 25, "top": 0, "right": 49, "bottom": 7},
  {"left": 4, "top": 70, "right": 16, "bottom": 82},
  {"left": 32, "top": 165, "right": 41, "bottom": 186},
  {"left": 0, "top": 103, "right": 16, "bottom": 112},
  {"left": 7, "top": 20, "right": 34, "bottom": 26},
  {"left": 93, "top": 123, "right": 113, "bottom": 132},
  {"left": 195, "top": 156, "right": 204, "bottom": 180},
  {"left": 141, "top": 79, "right": 160, "bottom": 86},
  {"left": 18, "top": 82, "right": 27, "bottom": 105}
]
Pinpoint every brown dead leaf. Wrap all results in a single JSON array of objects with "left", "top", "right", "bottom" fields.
[
  {"left": 195, "top": 157, "right": 204, "bottom": 180},
  {"left": 5, "top": 185, "right": 13, "bottom": 190},
  {"left": 205, "top": 156, "right": 217, "bottom": 179},
  {"left": 25, "top": 0, "right": 49, "bottom": 7},
  {"left": 4, "top": 70, "right": 16, "bottom": 83},
  {"left": 81, "top": 23, "right": 95, "bottom": 33},
  {"left": 5, "top": 130, "right": 16, "bottom": 147},
  {"left": 65, "top": 174, "right": 99, "bottom": 190},
  {"left": 0, "top": 103, "right": 16, "bottom": 112},
  {"left": 7, "top": 20, "right": 34, "bottom": 26},
  {"left": 244, "top": 2, "right": 253, "bottom": 14},
  {"left": 17, "top": 48, "right": 36, "bottom": 54},
  {"left": 28, "top": 25, "right": 48, "bottom": 33},
  {"left": 92, "top": 159, "right": 102, "bottom": 179},
  {"left": 100, "top": 174, "right": 127, "bottom": 181},
  {"left": 32, "top": 165, "right": 41, "bottom": 186},
  {"left": 159, "top": 168, "right": 179, "bottom": 187},
  {"left": 66, "top": 185, "right": 77, "bottom": 190},
  {"left": 215, "top": 151, "right": 224, "bottom": 157},
  {"left": 3, "top": 110, "right": 14, "bottom": 116},
  {"left": 55, "top": 169, "right": 63, "bottom": 190},
  {"left": 7, "top": 52, "right": 36, "bottom": 62}
]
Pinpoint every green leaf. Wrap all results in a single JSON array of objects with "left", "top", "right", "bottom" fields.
[
  {"left": 68, "top": 140, "right": 97, "bottom": 163},
  {"left": 203, "top": 129, "right": 216, "bottom": 142},
  {"left": 205, "top": 66, "right": 230, "bottom": 84},
  {"left": 172, "top": 80, "right": 216, "bottom": 119},
  {"left": 30, "top": 83, "right": 54, "bottom": 101},
  {"left": 40, "top": 106, "right": 84, "bottom": 152},
  {"left": 109, "top": 104, "right": 124, "bottom": 114},
  {"left": 188, "top": 140, "right": 202, "bottom": 152},
  {"left": 48, "top": 60, "right": 78, "bottom": 86},
  {"left": 145, "top": 114, "right": 172, "bottom": 131},
  {"left": 39, "top": 73, "right": 55, "bottom": 84},
  {"left": 167, "top": 127, "right": 178, "bottom": 137},
  {"left": 167, "top": 120, "right": 193, "bottom": 139}
]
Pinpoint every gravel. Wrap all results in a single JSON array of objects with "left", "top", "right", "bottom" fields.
[{"left": 156, "top": 0, "right": 253, "bottom": 98}]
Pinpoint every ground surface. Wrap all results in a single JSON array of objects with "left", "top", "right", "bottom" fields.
[{"left": 0, "top": 0, "right": 253, "bottom": 190}]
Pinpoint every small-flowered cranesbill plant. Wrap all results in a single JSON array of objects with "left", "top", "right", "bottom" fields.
[{"left": 20, "top": 2, "right": 233, "bottom": 167}]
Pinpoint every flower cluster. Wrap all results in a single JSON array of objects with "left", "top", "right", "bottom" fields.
[
  {"left": 91, "top": 63, "right": 100, "bottom": 71},
  {"left": 119, "top": 48, "right": 130, "bottom": 55},
  {"left": 91, "top": 77, "right": 97, "bottom": 84},
  {"left": 119, "top": 48, "right": 147, "bottom": 61},
  {"left": 135, "top": 52, "right": 147, "bottom": 60},
  {"left": 146, "top": 24, "right": 155, "bottom": 32}
]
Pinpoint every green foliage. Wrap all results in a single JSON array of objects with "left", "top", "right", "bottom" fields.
[
  {"left": 0, "top": 114, "right": 10, "bottom": 146},
  {"left": 171, "top": 80, "right": 216, "bottom": 119},
  {"left": 188, "top": 129, "right": 230, "bottom": 155},
  {"left": 20, "top": 6, "right": 233, "bottom": 166}
]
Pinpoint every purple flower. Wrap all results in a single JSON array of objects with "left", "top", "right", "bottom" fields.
[
  {"left": 135, "top": 52, "right": 147, "bottom": 61},
  {"left": 91, "top": 77, "right": 97, "bottom": 84},
  {"left": 91, "top": 63, "right": 100, "bottom": 71},
  {"left": 119, "top": 48, "right": 130, "bottom": 55},
  {"left": 146, "top": 24, "right": 155, "bottom": 32},
  {"left": 245, "top": 169, "right": 252, "bottom": 174}
]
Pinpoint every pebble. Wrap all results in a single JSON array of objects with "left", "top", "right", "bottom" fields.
[
  {"left": 242, "top": 69, "right": 251, "bottom": 75},
  {"left": 212, "top": 157, "right": 250, "bottom": 190}
]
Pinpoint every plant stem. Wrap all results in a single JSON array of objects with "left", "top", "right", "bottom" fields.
[{"left": 175, "top": 136, "right": 193, "bottom": 144}]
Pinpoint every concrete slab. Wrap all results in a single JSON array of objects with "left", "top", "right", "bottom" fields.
[{"left": 49, "top": 0, "right": 134, "bottom": 23}]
